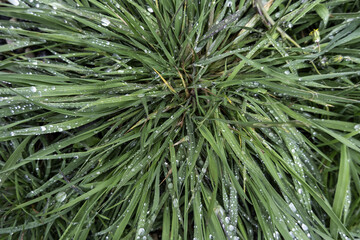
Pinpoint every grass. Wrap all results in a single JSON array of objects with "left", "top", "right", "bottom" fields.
[{"left": 0, "top": 0, "right": 360, "bottom": 239}]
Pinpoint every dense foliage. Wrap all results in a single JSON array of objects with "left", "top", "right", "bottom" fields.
[{"left": 1, "top": 0, "right": 360, "bottom": 239}]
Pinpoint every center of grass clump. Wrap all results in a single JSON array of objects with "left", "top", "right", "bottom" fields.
[{"left": 1, "top": 1, "right": 359, "bottom": 240}]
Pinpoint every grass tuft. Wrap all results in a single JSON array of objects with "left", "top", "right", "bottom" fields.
[{"left": 1, "top": 0, "right": 360, "bottom": 239}]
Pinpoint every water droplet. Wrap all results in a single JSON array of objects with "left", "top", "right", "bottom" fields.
[
  {"left": 289, "top": 202, "right": 297, "bottom": 212},
  {"left": 30, "top": 86, "right": 37, "bottom": 92},
  {"left": 40, "top": 126, "right": 46, "bottom": 131},
  {"left": 168, "top": 183, "right": 173, "bottom": 189},
  {"left": 101, "top": 18, "right": 110, "bottom": 26},
  {"left": 194, "top": 46, "right": 202, "bottom": 53},
  {"left": 8, "top": 0, "right": 19, "bottom": 6},
  {"left": 147, "top": 7, "right": 154, "bottom": 13},
  {"left": 354, "top": 124, "right": 360, "bottom": 131},
  {"left": 138, "top": 228, "right": 145, "bottom": 236},
  {"left": 301, "top": 223, "right": 308, "bottom": 231},
  {"left": 56, "top": 192, "right": 67, "bottom": 202},
  {"left": 173, "top": 199, "right": 178, "bottom": 207},
  {"left": 284, "top": 70, "right": 290, "bottom": 75}
]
